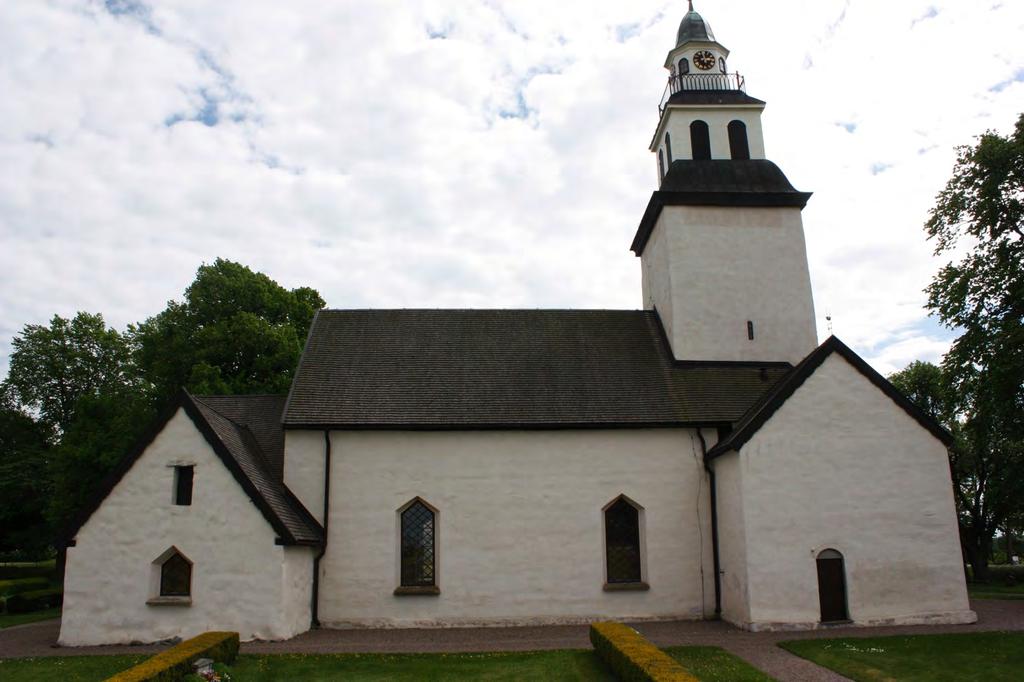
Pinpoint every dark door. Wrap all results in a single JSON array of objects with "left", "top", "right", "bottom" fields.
[{"left": 817, "top": 551, "right": 848, "bottom": 623}]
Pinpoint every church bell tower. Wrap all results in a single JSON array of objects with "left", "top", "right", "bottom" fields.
[{"left": 634, "top": 2, "right": 818, "bottom": 365}]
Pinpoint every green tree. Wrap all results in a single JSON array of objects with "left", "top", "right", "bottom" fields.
[
  {"left": 889, "top": 361, "right": 1024, "bottom": 581},
  {"left": 47, "top": 387, "right": 155, "bottom": 529},
  {"left": 0, "top": 392, "right": 53, "bottom": 558},
  {"left": 926, "top": 114, "right": 1024, "bottom": 440},
  {"left": 133, "top": 259, "right": 325, "bottom": 398},
  {"left": 2, "top": 313, "right": 136, "bottom": 433},
  {"left": 916, "top": 113, "right": 1024, "bottom": 581}
]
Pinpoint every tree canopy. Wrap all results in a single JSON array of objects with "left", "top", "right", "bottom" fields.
[
  {"left": 3, "top": 313, "right": 135, "bottom": 434},
  {"left": 0, "top": 259, "right": 325, "bottom": 555},
  {"left": 899, "top": 113, "right": 1024, "bottom": 581},
  {"left": 926, "top": 114, "right": 1024, "bottom": 443},
  {"left": 133, "top": 259, "right": 325, "bottom": 399}
]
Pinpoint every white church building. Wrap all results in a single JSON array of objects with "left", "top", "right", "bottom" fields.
[{"left": 59, "top": 5, "right": 975, "bottom": 645}]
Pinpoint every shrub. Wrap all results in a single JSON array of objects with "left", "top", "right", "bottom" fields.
[
  {"left": 0, "top": 561, "right": 57, "bottom": 581},
  {"left": 105, "top": 631, "right": 240, "bottom": 682},
  {"left": 590, "top": 622, "right": 698, "bottom": 682},
  {"left": 4, "top": 588, "right": 63, "bottom": 614},
  {"left": 0, "top": 577, "right": 49, "bottom": 596}
]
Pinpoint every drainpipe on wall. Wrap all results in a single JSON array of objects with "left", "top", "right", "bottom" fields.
[
  {"left": 311, "top": 430, "right": 332, "bottom": 629},
  {"left": 697, "top": 429, "right": 722, "bottom": 617}
]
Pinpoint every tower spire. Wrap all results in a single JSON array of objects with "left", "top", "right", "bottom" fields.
[{"left": 689, "top": 1, "right": 694, "bottom": 11}]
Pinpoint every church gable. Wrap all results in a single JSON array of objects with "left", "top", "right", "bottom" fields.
[
  {"left": 65, "top": 393, "right": 322, "bottom": 548},
  {"left": 708, "top": 336, "right": 953, "bottom": 459}
]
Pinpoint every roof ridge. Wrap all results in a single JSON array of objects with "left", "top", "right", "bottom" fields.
[{"left": 195, "top": 393, "right": 288, "bottom": 398}]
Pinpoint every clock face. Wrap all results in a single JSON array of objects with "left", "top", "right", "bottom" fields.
[{"left": 694, "top": 51, "right": 716, "bottom": 70}]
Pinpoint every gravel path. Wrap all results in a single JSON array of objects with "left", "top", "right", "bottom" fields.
[{"left": 3, "top": 600, "right": 1022, "bottom": 682}]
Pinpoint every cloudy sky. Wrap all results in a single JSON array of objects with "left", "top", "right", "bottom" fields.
[{"left": 1, "top": 0, "right": 1022, "bottom": 378}]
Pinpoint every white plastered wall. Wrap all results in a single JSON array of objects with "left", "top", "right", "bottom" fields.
[
  {"left": 731, "top": 354, "right": 975, "bottom": 630},
  {"left": 318, "top": 429, "right": 716, "bottom": 628},
  {"left": 59, "top": 408, "right": 313, "bottom": 646},
  {"left": 711, "top": 450, "right": 750, "bottom": 626},
  {"left": 641, "top": 205, "right": 818, "bottom": 364},
  {"left": 284, "top": 430, "right": 326, "bottom": 525}
]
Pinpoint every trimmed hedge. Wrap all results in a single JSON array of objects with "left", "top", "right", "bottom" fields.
[
  {"left": 590, "top": 622, "right": 699, "bottom": 682},
  {"left": 106, "top": 631, "right": 240, "bottom": 682},
  {"left": 0, "top": 577, "right": 49, "bottom": 596},
  {"left": 4, "top": 588, "right": 63, "bottom": 614},
  {"left": 0, "top": 562, "right": 57, "bottom": 581}
]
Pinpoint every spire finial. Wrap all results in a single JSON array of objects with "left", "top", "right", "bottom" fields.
[{"left": 689, "top": 1, "right": 694, "bottom": 11}]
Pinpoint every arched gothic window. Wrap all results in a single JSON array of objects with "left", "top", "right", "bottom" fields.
[
  {"left": 400, "top": 499, "right": 436, "bottom": 588},
  {"left": 728, "top": 120, "right": 750, "bottom": 160},
  {"left": 719, "top": 57, "right": 727, "bottom": 73},
  {"left": 665, "top": 133, "right": 673, "bottom": 164},
  {"left": 679, "top": 58, "right": 690, "bottom": 75},
  {"left": 690, "top": 120, "right": 711, "bottom": 160},
  {"left": 604, "top": 497, "right": 643, "bottom": 584},
  {"left": 658, "top": 150, "right": 666, "bottom": 183},
  {"left": 159, "top": 549, "right": 192, "bottom": 597}
]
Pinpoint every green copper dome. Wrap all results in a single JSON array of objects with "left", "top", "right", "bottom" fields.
[{"left": 676, "top": 3, "right": 715, "bottom": 46}]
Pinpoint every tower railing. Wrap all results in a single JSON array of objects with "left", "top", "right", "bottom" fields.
[{"left": 659, "top": 72, "right": 746, "bottom": 114}]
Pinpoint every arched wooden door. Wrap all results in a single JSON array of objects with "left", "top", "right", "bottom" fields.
[{"left": 816, "top": 549, "right": 849, "bottom": 623}]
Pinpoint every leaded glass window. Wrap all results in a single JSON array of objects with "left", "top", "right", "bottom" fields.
[
  {"left": 400, "top": 501, "right": 436, "bottom": 588},
  {"left": 605, "top": 498, "right": 642, "bottom": 584},
  {"left": 160, "top": 552, "right": 192, "bottom": 597}
]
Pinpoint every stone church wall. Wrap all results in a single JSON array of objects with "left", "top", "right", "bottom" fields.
[
  {"left": 59, "top": 409, "right": 313, "bottom": 646},
  {"left": 317, "top": 428, "right": 716, "bottom": 628}
]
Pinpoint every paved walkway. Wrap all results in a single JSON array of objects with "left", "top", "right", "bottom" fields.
[{"left": 2, "top": 600, "right": 1022, "bottom": 682}]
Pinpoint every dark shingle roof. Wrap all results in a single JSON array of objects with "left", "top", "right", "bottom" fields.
[
  {"left": 194, "top": 395, "right": 287, "bottom": 479},
  {"left": 283, "top": 310, "right": 790, "bottom": 428},
  {"left": 191, "top": 396, "right": 322, "bottom": 545},
  {"left": 665, "top": 91, "right": 765, "bottom": 107}
]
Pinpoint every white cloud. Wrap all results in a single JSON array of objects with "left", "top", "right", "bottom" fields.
[{"left": 1, "top": 0, "right": 1022, "bottom": 377}]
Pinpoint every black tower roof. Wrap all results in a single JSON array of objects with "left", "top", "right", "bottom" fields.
[{"left": 677, "top": 3, "right": 716, "bottom": 46}]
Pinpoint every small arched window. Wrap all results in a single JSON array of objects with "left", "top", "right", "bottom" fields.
[
  {"left": 665, "top": 133, "right": 673, "bottom": 164},
  {"left": 159, "top": 549, "right": 192, "bottom": 597},
  {"left": 719, "top": 57, "right": 727, "bottom": 73},
  {"left": 658, "top": 150, "right": 666, "bottom": 182},
  {"left": 690, "top": 120, "right": 711, "bottom": 160},
  {"left": 605, "top": 497, "right": 643, "bottom": 585},
  {"left": 728, "top": 120, "right": 750, "bottom": 160},
  {"left": 679, "top": 58, "right": 690, "bottom": 75},
  {"left": 400, "top": 499, "right": 436, "bottom": 589}
]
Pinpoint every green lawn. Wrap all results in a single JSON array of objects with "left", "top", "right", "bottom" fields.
[
  {"left": 0, "top": 655, "right": 148, "bottom": 682},
  {"left": 666, "top": 646, "right": 774, "bottom": 681},
  {"left": 779, "top": 631, "right": 1024, "bottom": 682},
  {"left": 0, "top": 647, "right": 771, "bottom": 681},
  {"left": 968, "top": 582, "right": 1024, "bottom": 600},
  {"left": 0, "top": 607, "right": 61, "bottom": 629}
]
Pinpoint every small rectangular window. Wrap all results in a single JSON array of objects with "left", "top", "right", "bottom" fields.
[
  {"left": 174, "top": 466, "right": 194, "bottom": 506},
  {"left": 747, "top": 321, "right": 755, "bottom": 341}
]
